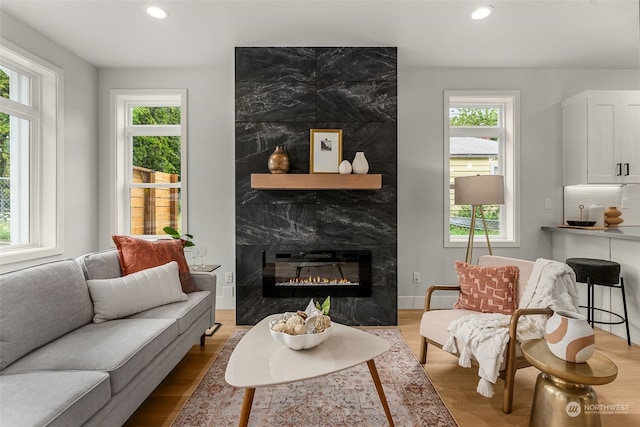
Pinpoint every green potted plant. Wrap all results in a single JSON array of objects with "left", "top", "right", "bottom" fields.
[{"left": 162, "top": 226, "right": 195, "bottom": 247}]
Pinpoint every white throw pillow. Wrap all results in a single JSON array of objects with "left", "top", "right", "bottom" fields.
[{"left": 87, "top": 261, "right": 187, "bottom": 323}]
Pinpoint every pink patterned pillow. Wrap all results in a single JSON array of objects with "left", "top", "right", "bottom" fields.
[{"left": 454, "top": 261, "right": 518, "bottom": 315}]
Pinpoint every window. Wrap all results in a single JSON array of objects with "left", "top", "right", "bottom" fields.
[
  {"left": 0, "top": 40, "right": 62, "bottom": 265},
  {"left": 111, "top": 90, "right": 187, "bottom": 238},
  {"left": 444, "top": 91, "right": 520, "bottom": 248}
]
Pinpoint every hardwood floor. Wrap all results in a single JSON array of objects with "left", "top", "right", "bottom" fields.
[{"left": 125, "top": 309, "right": 640, "bottom": 426}]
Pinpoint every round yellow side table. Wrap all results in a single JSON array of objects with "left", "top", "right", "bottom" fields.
[{"left": 521, "top": 339, "right": 617, "bottom": 427}]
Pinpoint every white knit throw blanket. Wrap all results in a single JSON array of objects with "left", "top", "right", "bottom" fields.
[{"left": 443, "top": 258, "right": 579, "bottom": 398}]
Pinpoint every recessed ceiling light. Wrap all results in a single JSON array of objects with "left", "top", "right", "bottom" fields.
[
  {"left": 471, "top": 5, "right": 494, "bottom": 20},
  {"left": 146, "top": 6, "right": 168, "bottom": 19}
]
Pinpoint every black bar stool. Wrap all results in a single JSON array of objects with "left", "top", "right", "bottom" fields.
[{"left": 566, "top": 258, "right": 631, "bottom": 346}]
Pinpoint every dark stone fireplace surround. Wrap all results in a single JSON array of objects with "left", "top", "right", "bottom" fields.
[{"left": 235, "top": 47, "right": 398, "bottom": 326}]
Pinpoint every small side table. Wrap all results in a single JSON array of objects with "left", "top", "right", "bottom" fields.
[
  {"left": 190, "top": 264, "right": 220, "bottom": 273},
  {"left": 521, "top": 339, "right": 617, "bottom": 427},
  {"left": 191, "top": 265, "right": 221, "bottom": 335}
]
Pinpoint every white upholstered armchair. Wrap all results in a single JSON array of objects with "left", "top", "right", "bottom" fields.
[{"left": 419, "top": 255, "right": 554, "bottom": 414}]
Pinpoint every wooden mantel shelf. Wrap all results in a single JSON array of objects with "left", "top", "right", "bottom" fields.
[{"left": 251, "top": 173, "right": 382, "bottom": 190}]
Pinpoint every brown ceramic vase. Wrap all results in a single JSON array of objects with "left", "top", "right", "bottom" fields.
[
  {"left": 268, "top": 145, "right": 290, "bottom": 174},
  {"left": 604, "top": 206, "right": 623, "bottom": 228}
]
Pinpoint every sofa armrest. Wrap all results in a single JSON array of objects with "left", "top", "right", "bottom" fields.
[
  {"left": 500, "top": 307, "right": 553, "bottom": 414},
  {"left": 504, "top": 308, "right": 553, "bottom": 373},
  {"left": 191, "top": 271, "right": 216, "bottom": 293},
  {"left": 424, "top": 285, "right": 460, "bottom": 311},
  {"left": 507, "top": 308, "right": 553, "bottom": 341},
  {"left": 191, "top": 271, "right": 217, "bottom": 328}
]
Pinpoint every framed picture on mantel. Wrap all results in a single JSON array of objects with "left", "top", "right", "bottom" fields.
[{"left": 310, "top": 129, "right": 342, "bottom": 173}]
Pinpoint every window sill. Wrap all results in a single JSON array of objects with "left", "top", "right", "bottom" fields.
[
  {"left": 0, "top": 245, "right": 63, "bottom": 266},
  {"left": 445, "top": 239, "right": 519, "bottom": 248}
]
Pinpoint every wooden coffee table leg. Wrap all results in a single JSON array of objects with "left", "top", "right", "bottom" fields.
[
  {"left": 238, "top": 387, "right": 255, "bottom": 427},
  {"left": 367, "top": 359, "right": 394, "bottom": 427}
]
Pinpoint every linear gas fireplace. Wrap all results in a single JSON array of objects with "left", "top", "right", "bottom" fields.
[{"left": 262, "top": 250, "right": 372, "bottom": 298}]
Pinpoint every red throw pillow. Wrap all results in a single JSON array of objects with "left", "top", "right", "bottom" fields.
[
  {"left": 453, "top": 261, "right": 518, "bottom": 315},
  {"left": 112, "top": 235, "right": 199, "bottom": 293}
]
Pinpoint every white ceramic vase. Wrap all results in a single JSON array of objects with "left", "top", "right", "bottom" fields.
[
  {"left": 544, "top": 310, "right": 595, "bottom": 363},
  {"left": 339, "top": 160, "right": 352, "bottom": 174},
  {"left": 352, "top": 152, "right": 369, "bottom": 174},
  {"left": 588, "top": 204, "right": 604, "bottom": 226}
]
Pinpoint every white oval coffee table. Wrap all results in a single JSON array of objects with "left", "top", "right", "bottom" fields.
[{"left": 225, "top": 314, "right": 394, "bottom": 426}]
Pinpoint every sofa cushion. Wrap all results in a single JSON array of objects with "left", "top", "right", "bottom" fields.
[
  {"left": 127, "top": 290, "right": 212, "bottom": 334},
  {"left": 112, "top": 235, "right": 199, "bottom": 293},
  {"left": 2, "top": 318, "right": 178, "bottom": 394},
  {"left": 420, "top": 307, "right": 479, "bottom": 346},
  {"left": 87, "top": 261, "right": 187, "bottom": 323},
  {"left": 0, "top": 371, "right": 110, "bottom": 427},
  {"left": 454, "top": 261, "right": 518, "bottom": 315},
  {"left": 77, "top": 249, "right": 122, "bottom": 280},
  {"left": 420, "top": 309, "right": 522, "bottom": 368},
  {"left": 0, "top": 259, "right": 94, "bottom": 370}
]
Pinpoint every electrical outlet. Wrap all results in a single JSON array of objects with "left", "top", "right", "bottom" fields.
[
  {"left": 413, "top": 272, "right": 421, "bottom": 283},
  {"left": 225, "top": 272, "right": 233, "bottom": 283},
  {"left": 622, "top": 198, "right": 629, "bottom": 209},
  {"left": 544, "top": 198, "right": 552, "bottom": 210},
  {"left": 222, "top": 286, "right": 234, "bottom": 298}
]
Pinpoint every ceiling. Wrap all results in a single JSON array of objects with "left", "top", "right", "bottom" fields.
[{"left": 1, "top": 0, "right": 639, "bottom": 69}]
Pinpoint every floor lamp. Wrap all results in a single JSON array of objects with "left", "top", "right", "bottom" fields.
[{"left": 454, "top": 175, "right": 505, "bottom": 264}]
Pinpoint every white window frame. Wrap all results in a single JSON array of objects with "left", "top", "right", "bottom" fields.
[
  {"left": 443, "top": 90, "right": 520, "bottom": 249},
  {"left": 110, "top": 89, "right": 188, "bottom": 239},
  {"left": 0, "top": 39, "right": 63, "bottom": 265}
]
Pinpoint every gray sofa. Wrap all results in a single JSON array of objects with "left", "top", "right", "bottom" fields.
[{"left": 0, "top": 249, "right": 216, "bottom": 427}]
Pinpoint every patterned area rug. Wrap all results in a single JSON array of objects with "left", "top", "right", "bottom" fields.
[{"left": 172, "top": 329, "right": 458, "bottom": 427}]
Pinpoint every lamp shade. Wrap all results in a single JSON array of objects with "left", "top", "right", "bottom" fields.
[{"left": 454, "top": 175, "right": 505, "bottom": 206}]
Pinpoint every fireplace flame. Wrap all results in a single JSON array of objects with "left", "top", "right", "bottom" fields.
[{"left": 288, "top": 276, "right": 353, "bottom": 285}]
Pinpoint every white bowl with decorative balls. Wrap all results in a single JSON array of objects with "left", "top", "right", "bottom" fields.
[{"left": 269, "top": 311, "right": 333, "bottom": 350}]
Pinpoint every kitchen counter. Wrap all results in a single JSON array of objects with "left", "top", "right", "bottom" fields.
[
  {"left": 542, "top": 225, "right": 640, "bottom": 242},
  {"left": 544, "top": 225, "right": 639, "bottom": 345}
]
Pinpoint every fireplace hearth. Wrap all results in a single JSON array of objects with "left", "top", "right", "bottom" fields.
[{"left": 263, "top": 250, "right": 372, "bottom": 298}]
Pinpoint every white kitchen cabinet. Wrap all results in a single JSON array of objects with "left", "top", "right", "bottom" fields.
[{"left": 563, "top": 90, "right": 640, "bottom": 185}]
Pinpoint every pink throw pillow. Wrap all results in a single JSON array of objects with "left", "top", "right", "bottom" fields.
[{"left": 454, "top": 261, "right": 518, "bottom": 315}]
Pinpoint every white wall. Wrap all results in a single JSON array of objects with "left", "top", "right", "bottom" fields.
[
  {"left": 0, "top": 13, "right": 98, "bottom": 272},
  {"left": 97, "top": 67, "right": 236, "bottom": 308},
  {"left": 4, "top": 12, "right": 639, "bottom": 312},
  {"left": 98, "top": 65, "right": 639, "bottom": 311},
  {"left": 398, "top": 67, "right": 640, "bottom": 309}
]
